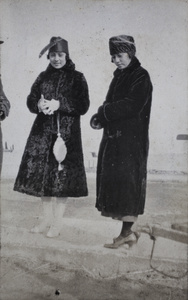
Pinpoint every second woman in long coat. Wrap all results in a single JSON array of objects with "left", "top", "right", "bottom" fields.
[
  {"left": 14, "top": 36, "right": 90, "bottom": 237},
  {"left": 91, "top": 35, "right": 153, "bottom": 248}
]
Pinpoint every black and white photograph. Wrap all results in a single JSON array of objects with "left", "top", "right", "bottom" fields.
[{"left": 0, "top": 0, "right": 187, "bottom": 299}]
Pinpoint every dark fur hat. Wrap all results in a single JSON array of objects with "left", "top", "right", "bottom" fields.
[{"left": 109, "top": 35, "right": 136, "bottom": 58}]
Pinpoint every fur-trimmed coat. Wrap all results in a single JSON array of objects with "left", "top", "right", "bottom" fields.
[
  {"left": 14, "top": 60, "right": 90, "bottom": 197},
  {"left": 93, "top": 57, "right": 152, "bottom": 217}
]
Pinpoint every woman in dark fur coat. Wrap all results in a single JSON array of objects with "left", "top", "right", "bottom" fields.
[
  {"left": 90, "top": 35, "right": 152, "bottom": 248},
  {"left": 14, "top": 36, "right": 90, "bottom": 237}
]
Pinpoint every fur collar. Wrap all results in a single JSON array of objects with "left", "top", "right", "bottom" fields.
[
  {"left": 114, "top": 56, "right": 141, "bottom": 77},
  {"left": 45, "top": 59, "right": 75, "bottom": 75}
]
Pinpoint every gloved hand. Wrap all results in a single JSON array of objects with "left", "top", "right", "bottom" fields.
[
  {"left": 37, "top": 94, "right": 46, "bottom": 113},
  {"left": 0, "top": 100, "right": 10, "bottom": 120},
  {"left": 38, "top": 95, "right": 60, "bottom": 115},
  {"left": 42, "top": 99, "right": 60, "bottom": 115},
  {"left": 90, "top": 114, "right": 102, "bottom": 129},
  {"left": 0, "top": 110, "right": 5, "bottom": 120}
]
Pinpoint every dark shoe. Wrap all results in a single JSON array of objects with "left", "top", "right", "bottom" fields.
[{"left": 104, "top": 232, "right": 140, "bottom": 249}]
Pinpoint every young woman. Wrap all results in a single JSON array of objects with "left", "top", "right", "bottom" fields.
[
  {"left": 90, "top": 35, "right": 153, "bottom": 248},
  {"left": 14, "top": 36, "right": 90, "bottom": 238}
]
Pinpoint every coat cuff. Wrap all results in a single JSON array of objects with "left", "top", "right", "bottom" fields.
[
  {"left": 103, "top": 103, "right": 111, "bottom": 121},
  {"left": 103, "top": 103, "right": 117, "bottom": 121},
  {"left": 97, "top": 105, "right": 107, "bottom": 123}
]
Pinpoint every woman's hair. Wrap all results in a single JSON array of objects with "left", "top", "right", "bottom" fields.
[
  {"left": 47, "top": 52, "right": 70, "bottom": 61},
  {"left": 111, "top": 52, "right": 132, "bottom": 63}
]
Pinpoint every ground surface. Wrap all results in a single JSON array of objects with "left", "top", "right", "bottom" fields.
[
  {"left": 1, "top": 256, "right": 187, "bottom": 300},
  {"left": 0, "top": 176, "right": 188, "bottom": 300}
]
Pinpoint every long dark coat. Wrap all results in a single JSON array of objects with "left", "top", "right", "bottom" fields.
[
  {"left": 14, "top": 60, "right": 90, "bottom": 197},
  {"left": 95, "top": 57, "right": 152, "bottom": 217}
]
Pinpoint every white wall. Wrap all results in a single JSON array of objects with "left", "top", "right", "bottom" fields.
[{"left": 0, "top": 0, "right": 188, "bottom": 179}]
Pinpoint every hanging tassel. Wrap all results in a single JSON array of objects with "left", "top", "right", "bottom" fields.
[
  {"left": 58, "top": 162, "right": 63, "bottom": 171},
  {"left": 53, "top": 114, "right": 67, "bottom": 171}
]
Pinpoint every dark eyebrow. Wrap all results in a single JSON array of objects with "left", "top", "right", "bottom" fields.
[{"left": 50, "top": 52, "right": 65, "bottom": 55}]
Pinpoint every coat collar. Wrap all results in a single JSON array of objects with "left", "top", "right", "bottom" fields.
[{"left": 113, "top": 56, "right": 141, "bottom": 77}]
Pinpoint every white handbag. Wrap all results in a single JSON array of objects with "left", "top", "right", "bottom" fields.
[{"left": 53, "top": 113, "right": 67, "bottom": 171}]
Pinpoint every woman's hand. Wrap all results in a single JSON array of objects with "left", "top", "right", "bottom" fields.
[
  {"left": 38, "top": 95, "right": 60, "bottom": 115},
  {"left": 37, "top": 94, "right": 47, "bottom": 113},
  {"left": 90, "top": 114, "right": 102, "bottom": 130},
  {"left": 0, "top": 110, "right": 5, "bottom": 120},
  {"left": 42, "top": 99, "right": 60, "bottom": 115}
]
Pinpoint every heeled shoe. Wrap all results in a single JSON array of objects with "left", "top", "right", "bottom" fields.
[{"left": 104, "top": 232, "right": 140, "bottom": 249}]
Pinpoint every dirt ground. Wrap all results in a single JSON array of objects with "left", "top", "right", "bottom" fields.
[
  {"left": 1, "top": 254, "right": 187, "bottom": 300},
  {"left": 1, "top": 178, "right": 188, "bottom": 300}
]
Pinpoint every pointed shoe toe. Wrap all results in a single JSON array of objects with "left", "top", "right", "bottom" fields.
[{"left": 104, "top": 232, "right": 140, "bottom": 249}]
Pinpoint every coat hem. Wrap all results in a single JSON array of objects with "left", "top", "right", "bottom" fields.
[
  {"left": 13, "top": 187, "right": 88, "bottom": 198},
  {"left": 96, "top": 205, "right": 144, "bottom": 218}
]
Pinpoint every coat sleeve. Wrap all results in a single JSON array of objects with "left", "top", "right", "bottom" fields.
[
  {"left": 103, "top": 71, "right": 152, "bottom": 121},
  {"left": 58, "top": 73, "right": 90, "bottom": 116},
  {"left": 27, "top": 74, "right": 43, "bottom": 114},
  {"left": 0, "top": 76, "right": 11, "bottom": 121}
]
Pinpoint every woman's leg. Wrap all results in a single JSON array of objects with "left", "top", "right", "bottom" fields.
[
  {"left": 31, "top": 197, "right": 53, "bottom": 233},
  {"left": 112, "top": 221, "right": 134, "bottom": 243},
  {"left": 120, "top": 222, "right": 134, "bottom": 237},
  {"left": 104, "top": 221, "right": 140, "bottom": 248},
  {"left": 46, "top": 197, "right": 67, "bottom": 238}
]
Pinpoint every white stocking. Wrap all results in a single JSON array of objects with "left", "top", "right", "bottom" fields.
[
  {"left": 31, "top": 197, "right": 53, "bottom": 233},
  {"left": 46, "top": 197, "right": 67, "bottom": 238}
]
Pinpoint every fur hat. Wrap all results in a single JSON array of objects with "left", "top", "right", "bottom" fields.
[
  {"left": 109, "top": 35, "right": 136, "bottom": 58},
  {"left": 39, "top": 36, "right": 69, "bottom": 58}
]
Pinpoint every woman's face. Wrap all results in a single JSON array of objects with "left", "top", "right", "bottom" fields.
[
  {"left": 111, "top": 52, "right": 131, "bottom": 69},
  {"left": 49, "top": 52, "right": 66, "bottom": 69}
]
